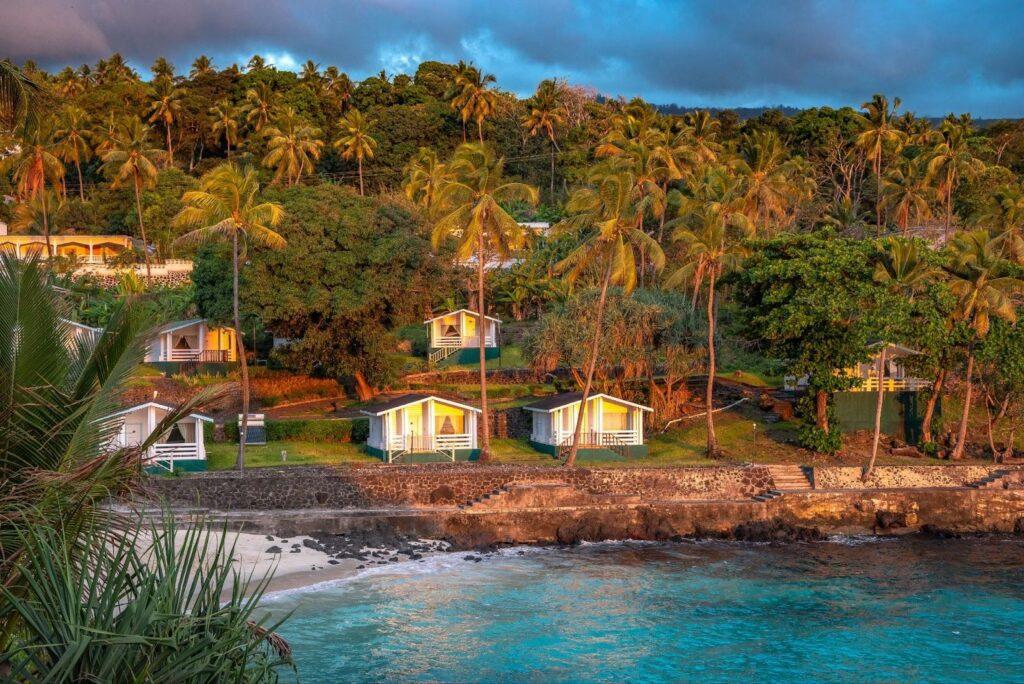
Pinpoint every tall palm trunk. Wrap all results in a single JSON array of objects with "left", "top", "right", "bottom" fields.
[
  {"left": 39, "top": 188, "right": 52, "bottom": 258},
  {"left": 875, "top": 157, "right": 882, "bottom": 234},
  {"left": 74, "top": 152, "right": 85, "bottom": 201},
  {"left": 549, "top": 139, "right": 556, "bottom": 199},
  {"left": 864, "top": 346, "right": 887, "bottom": 480},
  {"left": 705, "top": 268, "right": 720, "bottom": 457},
  {"left": 165, "top": 125, "right": 174, "bottom": 165},
  {"left": 944, "top": 183, "right": 953, "bottom": 241},
  {"left": 233, "top": 230, "right": 249, "bottom": 472},
  {"left": 565, "top": 257, "right": 614, "bottom": 467},
  {"left": 477, "top": 119, "right": 484, "bottom": 144},
  {"left": 132, "top": 174, "right": 152, "bottom": 281},
  {"left": 951, "top": 352, "right": 974, "bottom": 460},
  {"left": 476, "top": 235, "right": 491, "bottom": 461},
  {"left": 357, "top": 156, "right": 364, "bottom": 196},
  {"left": 921, "top": 367, "right": 945, "bottom": 444}
]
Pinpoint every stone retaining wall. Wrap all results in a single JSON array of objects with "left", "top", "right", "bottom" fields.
[
  {"left": 813, "top": 465, "right": 1021, "bottom": 490},
  {"left": 149, "top": 463, "right": 774, "bottom": 510}
]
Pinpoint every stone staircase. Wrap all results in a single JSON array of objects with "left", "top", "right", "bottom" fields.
[
  {"left": 967, "top": 469, "right": 1014, "bottom": 490},
  {"left": 753, "top": 465, "right": 814, "bottom": 502}
]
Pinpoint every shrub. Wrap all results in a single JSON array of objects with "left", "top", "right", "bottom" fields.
[{"left": 216, "top": 418, "right": 369, "bottom": 444}]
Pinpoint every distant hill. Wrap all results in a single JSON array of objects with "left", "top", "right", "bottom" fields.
[{"left": 653, "top": 103, "right": 1013, "bottom": 127}]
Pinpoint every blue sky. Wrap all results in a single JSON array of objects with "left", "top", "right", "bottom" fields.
[{"left": 3, "top": 0, "right": 1024, "bottom": 117}]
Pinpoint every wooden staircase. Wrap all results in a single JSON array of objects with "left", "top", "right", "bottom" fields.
[{"left": 428, "top": 346, "right": 458, "bottom": 366}]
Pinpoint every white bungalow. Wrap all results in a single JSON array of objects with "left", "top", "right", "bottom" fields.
[
  {"left": 524, "top": 393, "right": 653, "bottom": 459},
  {"left": 361, "top": 393, "right": 481, "bottom": 463},
  {"left": 144, "top": 319, "right": 238, "bottom": 364},
  {"left": 103, "top": 401, "right": 212, "bottom": 472},
  {"left": 784, "top": 342, "right": 930, "bottom": 392},
  {"left": 0, "top": 234, "right": 134, "bottom": 262},
  {"left": 60, "top": 318, "right": 102, "bottom": 348},
  {"left": 424, "top": 309, "right": 501, "bottom": 365}
]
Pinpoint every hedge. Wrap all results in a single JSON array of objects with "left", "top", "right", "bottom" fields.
[{"left": 212, "top": 418, "right": 368, "bottom": 444}]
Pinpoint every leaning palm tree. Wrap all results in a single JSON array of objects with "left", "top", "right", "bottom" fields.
[
  {"left": 100, "top": 118, "right": 164, "bottom": 280},
  {"left": 146, "top": 77, "right": 185, "bottom": 165},
  {"left": 174, "top": 163, "right": 285, "bottom": 471},
  {"left": 942, "top": 230, "right": 1024, "bottom": 460},
  {"left": 53, "top": 106, "right": 93, "bottom": 201},
  {"left": 432, "top": 143, "right": 538, "bottom": 460},
  {"left": 403, "top": 147, "right": 449, "bottom": 216},
  {"left": 664, "top": 167, "right": 751, "bottom": 458},
  {"left": 556, "top": 166, "right": 665, "bottom": 466},
  {"left": 856, "top": 94, "right": 906, "bottom": 231},
  {"left": 8, "top": 119, "right": 65, "bottom": 257},
  {"left": 864, "top": 238, "right": 934, "bottom": 478},
  {"left": 523, "top": 79, "right": 565, "bottom": 198},
  {"left": 333, "top": 108, "right": 377, "bottom": 196},
  {"left": 0, "top": 59, "right": 44, "bottom": 132},
  {"left": 928, "top": 117, "right": 985, "bottom": 240},
  {"left": 209, "top": 99, "right": 240, "bottom": 157},
  {"left": 261, "top": 107, "right": 324, "bottom": 186}
]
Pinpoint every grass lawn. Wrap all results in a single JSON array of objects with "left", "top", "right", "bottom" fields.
[
  {"left": 444, "top": 345, "right": 526, "bottom": 371},
  {"left": 206, "top": 440, "right": 377, "bottom": 470}
]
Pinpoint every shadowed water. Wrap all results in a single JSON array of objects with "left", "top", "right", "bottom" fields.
[{"left": 263, "top": 538, "right": 1024, "bottom": 683}]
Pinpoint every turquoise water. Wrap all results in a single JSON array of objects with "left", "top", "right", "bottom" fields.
[{"left": 263, "top": 538, "right": 1024, "bottom": 683}]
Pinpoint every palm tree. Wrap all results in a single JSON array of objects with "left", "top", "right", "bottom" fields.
[
  {"left": 246, "top": 55, "right": 268, "bottom": 72},
  {"left": 665, "top": 168, "right": 751, "bottom": 457},
  {"left": 244, "top": 82, "right": 279, "bottom": 133},
  {"left": 928, "top": 117, "right": 985, "bottom": 240},
  {"left": 432, "top": 143, "right": 538, "bottom": 460},
  {"left": 209, "top": 99, "right": 240, "bottom": 156},
  {"left": 323, "top": 67, "right": 354, "bottom": 112},
  {"left": 451, "top": 67, "right": 498, "bottom": 143},
  {"left": 403, "top": 147, "right": 449, "bottom": 215},
  {"left": 682, "top": 110, "right": 722, "bottom": 166},
  {"left": 300, "top": 60, "right": 320, "bottom": 82},
  {"left": 881, "top": 159, "right": 934, "bottom": 235},
  {"left": 734, "top": 129, "right": 810, "bottom": 231},
  {"left": 942, "top": 230, "right": 1023, "bottom": 459},
  {"left": 53, "top": 106, "right": 93, "bottom": 201},
  {"left": 146, "top": 77, "right": 184, "bottom": 164},
  {"left": 856, "top": 94, "right": 906, "bottom": 231},
  {"left": 261, "top": 108, "right": 324, "bottom": 186},
  {"left": 10, "top": 190, "right": 65, "bottom": 237},
  {"left": 972, "top": 184, "right": 1024, "bottom": 263},
  {"left": 865, "top": 238, "right": 934, "bottom": 478},
  {"left": 523, "top": 79, "right": 565, "bottom": 198},
  {"left": 100, "top": 118, "right": 164, "bottom": 280},
  {"left": 333, "top": 108, "right": 377, "bottom": 195},
  {"left": 556, "top": 166, "right": 665, "bottom": 466},
  {"left": 150, "top": 57, "right": 175, "bottom": 81},
  {"left": 9, "top": 120, "right": 64, "bottom": 257},
  {"left": 0, "top": 59, "right": 44, "bottom": 131},
  {"left": 174, "top": 163, "right": 285, "bottom": 471},
  {"left": 190, "top": 55, "right": 215, "bottom": 78}
]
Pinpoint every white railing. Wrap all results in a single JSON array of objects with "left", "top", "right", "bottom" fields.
[
  {"left": 387, "top": 433, "right": 472, "bottom": 452},
  {"left": 552, "top": 429, "right": 639, "bottom": 446},
  {"left": 433, "top": 335, "right": 463, "bottom": 348},
  {"left": 165, "top": 349, "right": 231, "bottom": 362},
  {"left": 432, "top": 335, "right": 497, "bottom": 349},
  {"left": 149, "top": 443, "right": 199, "bottom": 459},
  {"left": 76, "top": 260, "right": 194, "bottom": 276},
  {"left": 858, "top": 377, "right": 931, "bottom": 391}
]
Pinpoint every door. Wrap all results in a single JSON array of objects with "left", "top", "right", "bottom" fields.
[{"left": 125, "top": 422, "right": 144, "bottom": 446}]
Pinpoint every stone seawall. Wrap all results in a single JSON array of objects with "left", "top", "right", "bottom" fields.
[
  {"left": 814, "top": 465, "right": 1022, "bottom": 489},
  {"left": 150, "top": 463, "right": 775, "bottom": 510}
]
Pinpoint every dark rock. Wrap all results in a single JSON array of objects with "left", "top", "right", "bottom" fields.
[
  {"left": 919, "top": 524, "right": 961, "bottom": 539},
  {"left": 409, "top": 553, "right": 423, "bottom": 560},
  {"left": 290, "top": 548, "right": 301, "bottom": 553},
  {"left": 302, "top": 538, "right": 324, "bottom": 552},
  {"left": 356, "top": 565, "right": 365, "bottom": 569},
  {"left": 874, "top": 510, "right": 908, "bottom": 531},
  {"left": 1015, "top": 518, "right": 1024, "bottom": 535},
  {"left": 265, "top": 546, "right": 281, "bottom": 554},
  {"left": 328, "top": 559, "right": 340, "bottom": 565},
  {"left": 727, "top": 519, "right": 824, "bottom": 543},
  {"left": 265, "top": 535, "right": 275, "bottom": 541}
]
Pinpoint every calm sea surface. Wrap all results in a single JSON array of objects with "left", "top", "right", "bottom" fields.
[{"left": 262, "top": 538, "right": 1024, "bottom": 683}]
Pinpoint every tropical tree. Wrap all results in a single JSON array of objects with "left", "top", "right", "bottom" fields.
[
  {"left": 664, "top": 167, "right": 751, "bottom": 457},
  {"left": 450, "top": 66, "right": 498, "bottom": 143},
  {"left": 856, "top": 94, "right": 906, "bottom": 230},
  {"left": 403, "top": 147, "right": 449, "bottom": 215},
  {"left": 333, "top": 108, "right": 377, "bottom": 195},
  {"left": 8, "top": 120, "right": 64, "bottom": 256},
  {"left": 10, "top": 190, "right": 65, "bottom": 237},
  {"left": 244, "top": 82, "right": 279, "bottom": 133},
  {"left": 322, "top": 67, "right": 353, "bottom": 112},
  {"left": 942, "top": 230, "right": 1023, "bottom": 459},
  {"left": 556, "top": 166, "right": 665, "bottom": 466},
  {"left": 100, "top": 118, "right": 164, "bottom": 280},
  {"left": 928, "top": 117, "right": 985, "bottom": 240},
  {"left": 881, "top": 159, "right": 934, "bottom": 235},
  {"left": 682, "top": 110, "right": 722, "bottom": 166},
  {"left": 190, "top": 55, "right": 215, "bottom": 78},
  {"left": 972, "top": 184, "right": 1024, "bottom": 263},
  {"left": 209, "top": 99, "right": 240, "bottom": 156},
  {"left": 174, "top": 163, "right": 285, "bottom": 470},
  {"left": 246, "top": 55, "right": 268, "bottom": 72},
  {"left": 431, "top": 143, "right": 538, "bottom": 460},
  {"left": 53, "top": 106, "right": 93, "bottom": 201},
  {"left": 261, "top": 107, "right": 324, "bottom": 186},
  {"left": 864, "top": 238, "right": 933, "bottom": 478},
  {"left": 0, "top": 59, "right": 44, "bottom": 131},
  {"left": 300, "top": 60, "right": 320, "bottom": 82},
  {"left": 523, "top": 79, "right": 565, "bottom": 198},
  {"left": 734, "top": 129, "right": 810, "bottom": 231},
  {"left": 146, "top": 77, "right": 185, "bottom": 164}
]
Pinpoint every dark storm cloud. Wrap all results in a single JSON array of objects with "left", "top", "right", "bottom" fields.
[{"left": 3, "top": 0, "right": 1024, "bottom": 116}]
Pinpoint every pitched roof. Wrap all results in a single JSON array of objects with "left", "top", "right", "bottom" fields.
[
  {"left": 423, "top": 309, "right": 502, "bottom": 324},
  {"left": 103, "top": 401, "right": 213, "bottom": 422},
  {"left": 60, "top": 318, "right": 102, "bottom": 333},
  {"left": 359, "top": 393, "right": 481, "bottom": 416},
  {"left": 523, "top": 392, "right": 653, "bottom": 413},
  {"left": 154, "top": 318, "right": 207, "bottom": 334}
]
